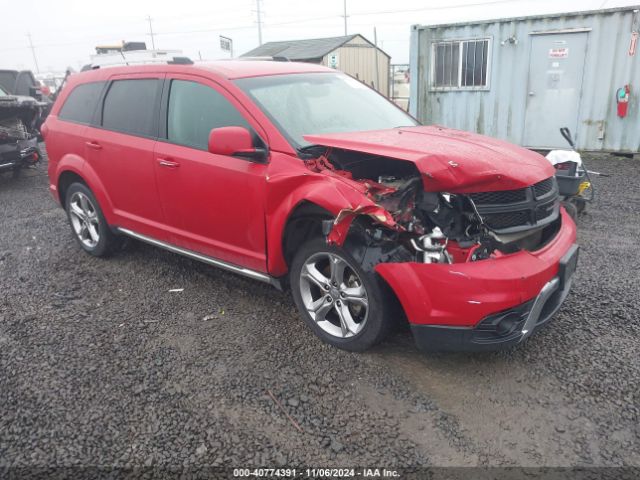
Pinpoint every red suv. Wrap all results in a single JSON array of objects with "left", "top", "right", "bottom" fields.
[{"left": 43, "top": 61, "right": 578, "bottom": 352}]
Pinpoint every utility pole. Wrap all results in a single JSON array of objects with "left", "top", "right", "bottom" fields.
[
  {"left": 146, "top": 15, "right": 156, "bottom": 50},
  {"left": 342, "top": 0, "right": 348, "bottom": 36},
  {"left": 373, "top": 26, "right": 380, "bottom": 94},
  {"left": 256, "top": 0, "right": 263, "bottom": 45},
  {"left": 26, "top": 33, "right": 40, "bottom": 73}
]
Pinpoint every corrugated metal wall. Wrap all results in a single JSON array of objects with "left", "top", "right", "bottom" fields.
[
  {"left": 410, "top": 8, "right": 640, "bottom": 152},
  {"left": 322, "top": 36, "right": 390, "bottom": 95}
]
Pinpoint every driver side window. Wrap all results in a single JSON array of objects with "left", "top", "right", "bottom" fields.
[{"left": 167, "top": 80, "right": 251, "bottom": 151}]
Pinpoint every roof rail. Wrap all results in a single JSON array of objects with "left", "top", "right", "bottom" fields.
[
  {"left": 167, "top": 57, "right": 194, "bottom": 65},
  {"left": 237, "top": 56, "right": 290, "bottom": 62}
]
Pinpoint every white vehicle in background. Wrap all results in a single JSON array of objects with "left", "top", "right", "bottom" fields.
[
  {"left": 84, "top": 40, "right": 189, "bottom": 70},
  {"left": 87, "top": 49, "right": 188, "bottom": 69}
]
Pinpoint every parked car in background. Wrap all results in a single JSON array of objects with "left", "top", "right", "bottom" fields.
[
  {"left": 0, "top": 69, "right": 52, "bottom": 130},
  {"left": 35, "top": 72, "right": 67, "bottom": 97},
  {"left": 0, "top": 83, "right": 42, "bottom": 176},
  {"left": 43, "top": 61, "right": 578, "bottom": 352}
]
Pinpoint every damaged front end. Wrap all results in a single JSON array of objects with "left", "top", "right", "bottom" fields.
[
  {"left": 303, "top": 146, "right": 562, "bottom": 269},
  {"left": 0, "top": 93, "right": 42, "bottom": 173},
  {"left": 299, "top": 127, "right": 577, "bottom": 351}
]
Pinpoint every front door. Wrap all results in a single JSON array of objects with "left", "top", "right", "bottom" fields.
[
  {"left": 523, "top": 32, "right": 588, "bottom": 149},
  {"left": 153, "top": 75, "right": 268, "bottom": 272}
]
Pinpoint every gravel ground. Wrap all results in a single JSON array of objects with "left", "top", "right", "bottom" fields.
[{"left": 0, "top": 147, "right": 638, "bottom": 469}]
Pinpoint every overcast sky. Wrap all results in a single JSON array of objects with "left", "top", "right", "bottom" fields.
[{"left": 1, "top": 0, "right": 637, "bottom": 73}]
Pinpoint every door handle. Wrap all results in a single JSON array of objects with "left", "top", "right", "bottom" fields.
[
  {"left": 157, "top": 158, "right": 180, "bottom": 168},
  {"left": 85, "top": 141, "right": 102, "bottom": 150},
  {"left": 528, "top": 91, "right": 535, "bottom": 96}
]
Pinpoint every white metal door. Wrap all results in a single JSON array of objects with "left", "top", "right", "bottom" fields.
[{"left": 523, "top": 32, "right": 588, "bottom": 149}]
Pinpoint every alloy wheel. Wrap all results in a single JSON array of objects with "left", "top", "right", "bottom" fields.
[
  {"left": 68, "top": 192, "right": 100, "bottom": 249},
  {"left": 299, "top": 252, "right": 369, "bottom": 338}
]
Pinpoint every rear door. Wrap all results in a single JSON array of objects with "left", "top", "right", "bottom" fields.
[
  {"left": 153, "top": 74, "right": 268, "bottom": 271},
  {"left": 84, "top": 74, "right": 165, "bottom": 236},
  {"left": 523, "top": 32, "right": 588, "bottom": 148}
]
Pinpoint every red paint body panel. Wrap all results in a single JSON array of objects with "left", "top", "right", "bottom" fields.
[
  {"left": 376, "top": 209, "right": 577, "bottom": 327},
  {"left": 85, "top": 126, "right": 163, "bottom": 226},
  {"left": 154, "top": 139, "right": 268, "bottom": 271},
  {"left": 304, "top": 126, "right": 555, "bottom": 192}
]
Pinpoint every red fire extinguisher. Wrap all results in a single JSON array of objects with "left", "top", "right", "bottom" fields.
[{"left": 616, "top": 85, "right": 630, "bottom": 118}]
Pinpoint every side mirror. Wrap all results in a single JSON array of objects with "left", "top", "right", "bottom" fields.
[
  {"left": 208, "top": 126, "right": 268, "bottom": 162},
  {"left": 29, "top": 85, "right": 43, "bottom": 101}
]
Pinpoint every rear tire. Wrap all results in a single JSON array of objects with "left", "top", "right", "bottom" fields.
[
  {"left": 64, "top": 182, "right": 119, "bottom": 257},
  {"left": 290, "top": 238, "right": 395, "bottom": 351}
]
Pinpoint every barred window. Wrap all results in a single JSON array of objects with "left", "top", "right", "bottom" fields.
[{"left": 432, "top": 39, "right": 490, "bottom": 89}]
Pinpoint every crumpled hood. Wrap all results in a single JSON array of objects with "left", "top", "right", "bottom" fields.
[{"left": 304, "top": 126, "right": 555, "bottom": 192}]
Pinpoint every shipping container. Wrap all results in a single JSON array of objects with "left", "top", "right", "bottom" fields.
[{"left": 409, "top": 7, "right": 640, "bottom": 152}]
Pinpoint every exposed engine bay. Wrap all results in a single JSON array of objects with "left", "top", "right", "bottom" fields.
[{"left": 304, "top": 148, "right": 562, "bottom": 265}]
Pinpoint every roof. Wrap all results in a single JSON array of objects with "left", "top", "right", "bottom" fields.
[
  {"left": 64, "top": 60, "right": 335, "bottom": 84},
  {"left": 412, "top": 5, "right": 638, "bottom": 30},
  {"left": 241, "top": 34, "right": 389, "bottom": 60},
  {"left": 196, "top": 60, "right": 334, "bottom": 79}
]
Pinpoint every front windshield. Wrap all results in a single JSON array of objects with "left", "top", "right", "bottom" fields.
[
  {"left": 235, "top": 72, "right": 418, "bottom": 149},
  {"left": 0, "top": 85, "right": 7, "bottom": 96}
]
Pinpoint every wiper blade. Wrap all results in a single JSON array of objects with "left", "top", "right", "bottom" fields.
[
  {"left": 297, "top": 144, "right": 324, "bottom": 153},
  {"left": 297, "top": 144, "right": 327, "bottom": 158}
]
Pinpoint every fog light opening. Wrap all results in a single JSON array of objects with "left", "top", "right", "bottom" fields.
[{"left": 495, "top": 313, "right": 522, "bottom": 336}]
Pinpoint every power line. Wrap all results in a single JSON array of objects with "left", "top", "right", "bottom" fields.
[
  {"left": 241, "top": 0, "right": 521, "bottom": 29},
  {"left": 147, "top": 24, "right": 256, "bottom": 37},
  {"left": 2, "top": 0, "right": 525, "bottom": 54},
  {"left": 352, "top": 0, "right": 519, "bottom": 17}
]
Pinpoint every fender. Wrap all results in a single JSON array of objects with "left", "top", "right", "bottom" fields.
[
  {"left": 55, "top": 153, "right": 117, "bottom": 225},
  {"left": 265, "top": 171, "right": 377, "bottom": 276}
]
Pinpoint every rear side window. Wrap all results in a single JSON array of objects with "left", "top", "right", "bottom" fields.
[
  {"left": 59, "top": 82, "right": 105, "bottom": 124},
  {"left": 15, "top": 72, "right": 36, "bottom": 96},
  {"left": 102, "top": 79, "right": 160, "bottom": 137},
  {"left": 167, "top": 79, "right": 250, "bottom": 150}
]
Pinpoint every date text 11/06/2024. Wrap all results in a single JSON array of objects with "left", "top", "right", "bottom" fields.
[{"left": 233, "top": 468, "right": 400, "bottom": 477}]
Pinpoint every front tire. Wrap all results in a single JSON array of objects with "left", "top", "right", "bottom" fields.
[
  {"left": 64, "top": 182, "right": 119, "bottom": 257},
  {"left": 562, "top": 200, "right": 578, "bottom": 222},
  {"left": 290, "top": 238, "right": 395, "bottom": 351}
]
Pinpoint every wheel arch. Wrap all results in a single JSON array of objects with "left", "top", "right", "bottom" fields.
[
  {"left": 55, "top": 156, "right": 116, "bottom": 225},
  {"left": 58, "top": 170, "right": 87, "bottom": 207},
  {"left": 281, "top": 201, "right": 334, "bottom": 270},
  {"left": 266, "top": 177, "right": 369, "bottom": 277}
]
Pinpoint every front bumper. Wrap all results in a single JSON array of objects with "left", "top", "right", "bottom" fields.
[
  {"left": 375, "top": 208, "right": 578, "bottom": 351},
  {"left": 412, "top": 245, "right": 578, "bottom": 351}
]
